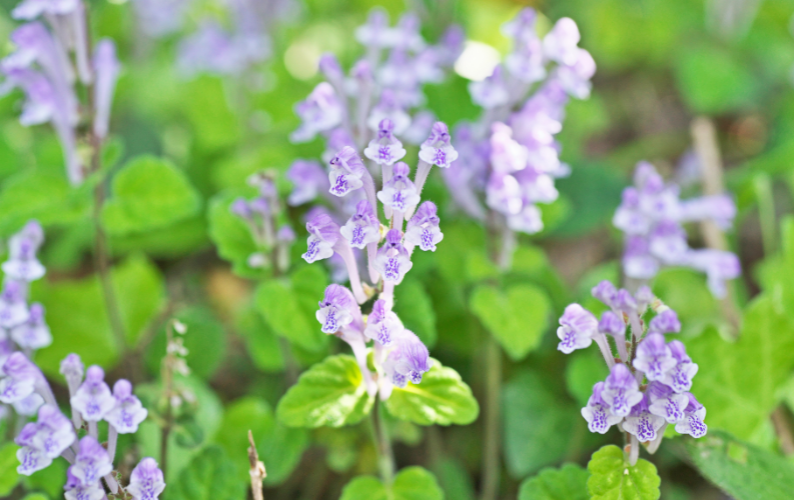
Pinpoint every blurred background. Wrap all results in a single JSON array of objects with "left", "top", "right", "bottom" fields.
[{"left": 1, "top": 0, "right": 793, "bottom": 498}]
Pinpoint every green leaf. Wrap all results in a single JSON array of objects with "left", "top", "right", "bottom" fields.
[
  {"left": 503, "top": 370, "right": 579, "bottom": 478},
  {"left": 393, "top": 276, "right": 438, "bottom": 349},
  {"left": 0, "top": 170, "right": 91, "bottom": 236},
  {"left": 102, "top": 155, "right": 201, "bottom": 236},
  {"left": 145, "top": 306, "right": 227, "bottom": 380},
  {"left": 340, "top": 466, "right": 444, "bottom": 500},
  {"left": 213, "top": 396, "right": 308, "bottom": 486},
  {"left": 435, "top": 458, "right": 476, "bottom": 500},
  {"left": 32, "top": 254, "right": 165, "bottom": 375},
  {"left": 207, "top": 191, "right": 263, "bottom": 279},
  {"left": 565, "top": 349, "right": 610, "bottom": 408},
  {"left": 470, "top": 283, "right": 552, "bottom": 361},
  {"left": 22, "top": 457, "right": 67, "bottom": 498},
  {"left": 276, "top": 354, "right": 374, "bottom": 428},
  {"left": 385, "top": 359, "right": 479, "bottom": 426},
  {"left": 169, "top": 445, "right": 246, "bottom": 500},
  {"left": 518, "top": 463, "right": 589, "bottom": 500},
  {"left": 21, "top": 494, "right": 49, "bottom": 500},
  {"left": 0, "top": 442, "right": 20, "bottom": 496},
  {"left": 236, "top": 306, "right": 284, "bottom": 373},
  {"left": 686, "top": 429, "right": 794, "bottom": 500},
  {"left": 685, "top": 295, "right": 794, "bottom": 440},
  {"left": 255, "top": 277, "right": 328, "bottom": 352},
  {"left": 587, "top": 445, "right": 660, "bottom": 500},
  {"left": 434, "top": 222, "right": 489, "bottom": 284}
]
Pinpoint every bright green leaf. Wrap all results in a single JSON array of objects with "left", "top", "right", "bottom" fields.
[
  {"left": 169, "top": 445, "right": 246, "bottom": 500},
  {"left": 470, "top": 283, "right": 552, "bottom": 361},
  {"left": 255, "top": 277, "right": 327, "bottom": 352},
  {"left": 0, "top": 442, "right": 20, "bottom": 496},
  {"left": 685, "top": 295, "right": 794, "bottom": 440},
  {"left": 686, "top": 430, "right": 794, "bottom": 500},
  {"left": 236, "top": 306, "right": 284, "bottom": 373},
  {"left": 518, "top": 463, "right": 589, "bottom": 500},
  {"left": 207, "top": 190, "right": 264, "bottom": 279},
  {"left": 340, "top": 466, "right": 444, "bottom": 500},
  {"left": 276, "top": 354, "right": 374, "bottom": 428},
  {"left": 587, "top": 445, "right": 660, "bottom": 500},
  {"left": 23, "top": 457, "right": 67, "bottom": 498},
  {"left": 386, "top": 359, "right": 478, "bottom": 426},
  {"left": 21, "top": 494, "right": 49, "bottom": 500},
  {"left": 102, "top": 155, "right": 201, "bottom": 236}
]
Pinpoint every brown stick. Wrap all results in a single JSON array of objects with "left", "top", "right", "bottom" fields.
[{"left": 248, "top": 430, "right": 267, "bottom": 500}]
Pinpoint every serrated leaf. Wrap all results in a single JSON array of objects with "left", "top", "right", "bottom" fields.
[
  {"left": 276, "top": 354, "right": 374, "bottom": 428},
  {"left": 32, "top": 254, "right": 165, "bottom": 375},
  {"left": 686, "top": 429, "right": 794, "bottom": 500},
  {"left": 213, "top": 396, "right": 308, "bottom": 486},
  {"left": 0, "top": 442, "right": 20, "bottom": 496},
  {"left": 385, "top": 359, "right": 478, "bottom": 426},
  {"left": 470, "top": 283, "right": 552, "bottom": 361},
  {"left": 504, "top": 370, "right": 579, "bottom": 478},
  {"left": 169, "top": 445, "right": 246, "bottom": 500},
  {"left": 255, "top": 277, "right": 327, "bottom": 352},
  {"left": 587, "top": 445, "right": 660, "bottom": 500},
  {"left": 340, "top": 466, "right": 444, "bottom": 500},
  {"left": 393, "top": 276, "right": 438, "bottom": 349},
  {"left": 518, "top": 463, "right": 589, "bottom": 500},
  {"left": 102, "top": 155, "right": 201, "bottom": 236},
  {"left": 685, "top": 295, "right": 794, "bottom": 441}
]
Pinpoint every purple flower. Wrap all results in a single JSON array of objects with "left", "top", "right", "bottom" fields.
[
  {"left": 230, "top": 198, "right": 252, "bottom": 219},
  {"left": 3, "top": 220, "right": 45, "bottom": 282},
  {"left": 15, "top": 404, "right": 75, "bottom": 475},
  {"left": 418, "top": 122, "right": 458, "bottom": 168},
  {"left": 131, "top": 0, "right": 191, "bottom": 38},
  {"left": 503, "top": 9, "right": 546, "bottom": 83},
  {"left": 632, "top": 333, "right": 676, "bottom": 381},
  {"left": 0, "top": 279, "right": 31, "bottom": 328},
  {"left": 291, "top": 82, "right": 344, "bottom": 143},
  {"left": 367, "top": 90, "right": 410, "bottom": 135},
  {"left": 318, "top": 53, "right": 343, "bottom": 81},
  {"left": 340, "top": 200, "right": 380, "bottom": 249},
  {"left": 364, "top": 299, "right": 403, "bottom": 346},
  {"left": 13, "top": 392, "right": 44, "bottom": 416},
  {"left": 277, "top": 225, "right": 296, "bottom": 243},
  {"left": 581, "top": 381, "right": 622, "bottom": 434},
  {"left": 623, "top": 396, "right": 665, "bottom": 442},
  {"left": 10, "top": 303, "right": 52, "bottom": 350},
  {"left": 648, "top": 310, "right": 680, "bottom": 334},
  {"left": 70, "top": 365, "right": 115, "bottom": 421},
  {"left": 60, "top": 353, "right": 84, "bottom": 395},
  {"left": 678, "top": 195, "right": 736, "bottom": 229},
  {"left": 405, "top": 201, "right": 443, "bottom": 252},
  {"left": 403, "top": 110, "right": 436, "bottom": 145},
  {"left": 661, "top": 340, "right": 699, "bottom": 393},
  {"left": 648, "top": 220, "right": 688, "bottom": 265},
  {"left": 623, "top": 236, "right": 659, "bottom": 280},
  {"left": 127, "top": 457, "right": 166, "bottom": 500},
  {"left": 302, "top": 212, "right": 340, "bottom": 264},
  {"left": 613, "top": 288, "right": 638, "bottom": 314},
  {"left": 486, "top": 173, "right": 523, "bottom": 216},
  {"left": 598, "top": 311, "right": 625, "bottom": 338},
  {"left": 591, "top": 280, "right": 617, "bottom": 308},
  {"left": 67, "top": 435, "right": 113, "bottom": 487},
  {"left": 392, "top": 12, "right": 426, "bottom": 52},
  {"left": 316, "top": 284, "right": 363, "bottom": 334},
  {"left": 555, "top": 48, "right": 596, "bottom": 99},
  {"left": 384, "top": 330, "right": 430, "bottom": 387},
  {"left": 64, "top": 476, "right": 105, "bottom": 500},
  {"left": 364, "top": 119, "right": 406, "bottom": 166},
  {"left": 556, "top": 303, "right": 598, "bottom": 354},
  {"left": 12, "top": 0, "right": 79, "bottom": 19},
  {"left": 684, "top": 249, "right": 741, "bottom": 299},
  {"left": 506, "top": 204, "right": 544, "bottom": 234},
  {"left": 469, "top": 65, "right": 509, "bottom": 109},
  {"left": 92, "top": 39, "right": 120, "bottom": 139},
  {"left": 542, "top": 17, "right": 581, "bottom": 66},
  {"left": 0, "top": 352, "right": 40, "bottom": 403},
  {"left": 374, "top": 229, "right": 413, "bottom": 284},
  {"left": 646, "top": 381, "right": 690, "bottom": 424},
  {"left": 105, "top": 379, "right": 148, "bottom": 434},
  {"left": 355, "top": 8, "right": 397, "bottom": 49},
  {"left": 377, "top": 162, "right": 420, "bottom": 213},
  {"left": 601, "top": 363, "right": 643, "bottom": 417},
  {"left": 674, "top": 393, "right": 707, "bottom": 438},
  {"left": 286, "top": 160, "right": 330, "bottom": 206},
  {"left": 329, "top": 146, "right": 367, "bottom": 197}
]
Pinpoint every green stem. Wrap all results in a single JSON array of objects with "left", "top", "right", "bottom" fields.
[
  {"left": 480, "top": 334, "right": 502, "bottom": 500},
  {"left": 369, "top": 401, "right": 395, "bottom": 485}
]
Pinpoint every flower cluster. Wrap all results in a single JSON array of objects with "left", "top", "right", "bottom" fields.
[
  {"left": 0, "top": 222, "right": 163, "bottom": 499},
  {"left": 557, "top": 281, "right": 707, "bottom": 464},
  {"left": 231, "top": 171, "right": 296, "bottom": 273},
  {"left": 176, "top": 0, "right": 298, "bottom": 77},
  {"left": 289, "top": 8, "right": 463, "bottom": 148},
  {"left": 613, "top": 161, "right": 740, "bottom": 297},
  {"left": 442, "top": 9, "right": 595, "bottom": 237},
  {"left": 0, "top": 0, "right": 120, "bottom": 185}
]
